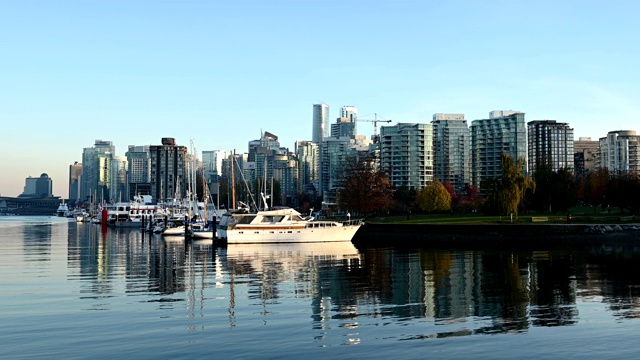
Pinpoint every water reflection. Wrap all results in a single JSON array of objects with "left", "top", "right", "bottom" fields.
[{"left": 58, "top": 223, "right": 640, "bottom": 338}]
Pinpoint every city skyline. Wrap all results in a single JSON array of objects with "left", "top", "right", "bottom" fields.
[{"left": 2, "top": 1, "right": 639, "bottom": 197}]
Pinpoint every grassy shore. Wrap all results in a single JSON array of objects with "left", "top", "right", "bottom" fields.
[{"left": 362, "top": 206, "right": 640, "bottom": 225}]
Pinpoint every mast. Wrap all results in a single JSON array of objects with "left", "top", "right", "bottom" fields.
[{"left": 231, "top": 150, "right": 236, "bottom": 210}]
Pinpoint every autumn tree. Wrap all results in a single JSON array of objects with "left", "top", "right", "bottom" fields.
[
  {"left": 459, "top": 184, "right": 483, "bottom": 212},
  {"left": 485, "top": 154, "right": 534, "bottom": 217},
  {"left": 337, "top": 153, "right": 394, "bottom": 216},
  {"left": 442, "top": 180, "right": 459, "bottom": 209},
  {"left": 418, "top": 178, "right": 452, "bottom": 213}
]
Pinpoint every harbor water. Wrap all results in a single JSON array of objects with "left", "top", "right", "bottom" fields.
[{"left": 2, "top": 216, "right": 640, "bottom": 359}]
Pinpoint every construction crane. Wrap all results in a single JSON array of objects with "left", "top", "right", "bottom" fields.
[{"left": 356, "top": 113, "right": 392, "bottom": 137}]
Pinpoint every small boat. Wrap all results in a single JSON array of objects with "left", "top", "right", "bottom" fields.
[
  {"left": 189, "top": 220, "right": 216, "bottom": 239},
  {"left": 217, "top": 207, "right": 363, "bottom": 244}
]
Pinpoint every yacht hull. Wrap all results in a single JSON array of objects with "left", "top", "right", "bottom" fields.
[{"left": 222, "top": 224, "right": 361, "bottom": 244}]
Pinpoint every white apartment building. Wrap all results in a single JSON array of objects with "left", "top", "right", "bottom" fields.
[
  {"left": 598, "top": 130, "right": 640, "bottom": 174},
  {"left": 380, "top": 123, "right": 434, "bottom": 190}
]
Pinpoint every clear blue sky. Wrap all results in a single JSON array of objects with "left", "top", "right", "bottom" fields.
[{"left": 1, "top": 0, "right": 639, "bottom": 198}]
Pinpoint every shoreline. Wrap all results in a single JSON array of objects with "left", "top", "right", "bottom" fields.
[{"left": 352, "top": 223, "right": 640, "bottom": 249}]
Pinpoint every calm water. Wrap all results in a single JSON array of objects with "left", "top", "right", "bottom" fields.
[{"left": 2, "top": 216, "right": 640, "bottom": 359}]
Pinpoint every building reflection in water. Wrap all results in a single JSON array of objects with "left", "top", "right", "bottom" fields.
[{"left": 65, "top": 224, "right": 640, "bottom": 338}]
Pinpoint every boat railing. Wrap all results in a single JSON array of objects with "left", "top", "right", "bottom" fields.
[{"left": 341, "top": 218, "right": 364, "bottom": 226}]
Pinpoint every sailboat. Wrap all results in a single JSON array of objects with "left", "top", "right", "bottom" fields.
[{"left": 190, "top": 157, "right": 219, "bottom": 240}]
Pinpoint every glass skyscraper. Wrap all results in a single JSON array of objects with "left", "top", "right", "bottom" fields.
[
  {"left": 470, "top": 112, "right": 526, "bottom": 187},
  {"left": 81, "top": 139, "right": 115, "bottom": 202},
  {"left": 432, "top": 113, "right": 470, "bottom": 192},
  {"left": 312, "top": 103, "right": 330, "bottom": 143}
]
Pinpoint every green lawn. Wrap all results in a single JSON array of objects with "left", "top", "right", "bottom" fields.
[{"left": 363, "top": 207, "right": 639, "bottom": 225}]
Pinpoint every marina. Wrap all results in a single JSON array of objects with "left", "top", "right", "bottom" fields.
[{"left": 3, "top": 216, "right": 640, "bottom": 359}]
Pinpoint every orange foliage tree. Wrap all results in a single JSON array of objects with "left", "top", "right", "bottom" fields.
[{"left": 337, "top": 153, "right": 394, "bottom": 216}]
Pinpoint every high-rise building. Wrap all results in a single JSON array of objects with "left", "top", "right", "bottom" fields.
[
  {"left": 254, "top": 131, "right": 282, "bottom": 187},
  {"left": 35, "top": 173, "right": 53, "bottom": 198},
  {"left": 318, "top": 136, "right": 353, "bottom": 203},
  {"left": 149, "top": 138, "right": 188, "bottom": 201},
  {"left": 21, "top": 174, "right": 53, "bottom": 198},
  {"left": 22, "top": 176, "right": 37, "bottom": 196},
  {"left": 110, "top": 156, "right": 128, "bottom": 201},
  {"left": 340, "top": 105, "right": 358, "bottom": 134},
  {"left": 431, "top": 113, "right": 470, "bottom": 192},
  {"left": 470, "top": 112, "right": 526, "bottom": 187},
  {"left": 68, "top": 162, "right": 82, "bottom": 201},
  {"left": 489, "top": 110, "right": 521, "bottom": 119},
  {"left": 380, "top": 123, "right": 434, "bottom": 190},
  {"left": 81, "top": 140, "right": 115, "bottom": 202},
  {"left": 272, "top": 151, "right": 299, "bottom": 206},
  {"left": 340, "top": 105, "right": 358, "bottom": 121},
  {"left": 295, "top": 141, "right": 319, "bottom": 197},
  {"left": 527, "top": 120, "right": 574, "bottom": 174},
  {"left": 330, "top": 117, "right": 356, "bottom": 138},
  {"left": 126, "top": 145, "right": 151, "bottom": 199},
  {"left": 202, "top": 150, "right": 226, "bottom": 178},
  {"left": 202, "top": 150, "right": 227, "bottom": 201},
  {"left": 598, "top": 130, "right": 640, "bottom": 174},
  {"left": 574, "top": 137, "right": 599, "bottom": 176},
  {"left": 312, "top": 103, "right": 330, "bottom": 143}
]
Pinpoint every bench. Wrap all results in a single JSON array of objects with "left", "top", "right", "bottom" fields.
[{"left": 531, "top": 216, "right": 549, "bottom": 223}]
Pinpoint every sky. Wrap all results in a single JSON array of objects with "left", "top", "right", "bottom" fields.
[{"left": 1, "top": 0, "right": 639, "bottom": 198}]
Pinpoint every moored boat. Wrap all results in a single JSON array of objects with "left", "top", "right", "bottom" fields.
[
  {"left": 189, "top": 220, "right": 216, "bottom": 239},
  {"left": 217, "top": 207, "right": 363, "bottom": 244},
  {"left": 106, "top": 195, "right": 164, "bottom": 228},
  {"left": 56, "top": 200, "right": 69, "bottom": 217}
]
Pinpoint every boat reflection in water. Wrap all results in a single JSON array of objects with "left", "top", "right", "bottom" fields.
[
  {"left": 216, "top": 241, "right": 363, "bottom": 333},
  {"left": 225, "top": 241, "right": 361, "bottom": 263}
]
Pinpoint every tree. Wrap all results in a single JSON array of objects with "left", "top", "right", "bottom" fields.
[
  {"left": 392, "top": 185, "right": 418, "bottom": 215},
  {"left": 459, "top": 184, "right": 483, "bottom": 212},
  {"left": 551, "top": 168, "right": 576, "bottom": 212},
  {"left": 530, "top": 164, "right": 553, "bottom": 212},
  {"left": 485, "top": 154, "right": 534, "bottom": 217},
  {"left": 529, "top": 166, "right": 576, "bottom": 213},
  {"left": 585, "top": 168, "right": 609, "bottom": 211},
  {"left": 442, "top": 180, "right": 459, "bottom": 210},
  {"left": 337, "top": 154, "right": 394, "bottom": 216},
  {"left": 418, "top": 178, "right": 452, "bottom": 213},
  {"left": 608, "top": 173, "right": 640, "bottom": 214},
  {"left": 499, "top": 154, "right": 534, "bottom": 217}
]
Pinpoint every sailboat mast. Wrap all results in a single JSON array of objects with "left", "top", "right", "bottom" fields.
[{"left": 231, "top": 150, "right": 236, "bottom": 210}]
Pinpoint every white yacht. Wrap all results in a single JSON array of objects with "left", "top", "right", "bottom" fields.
[
  {"left": 217, "top": 207, "right": 363, "bottom": 244},
  {"left": 56, "top": 200, "right": 69, "bottom": 217},
  {"left": 106, "top": 195, "right": 164, "bottom": 228}
]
